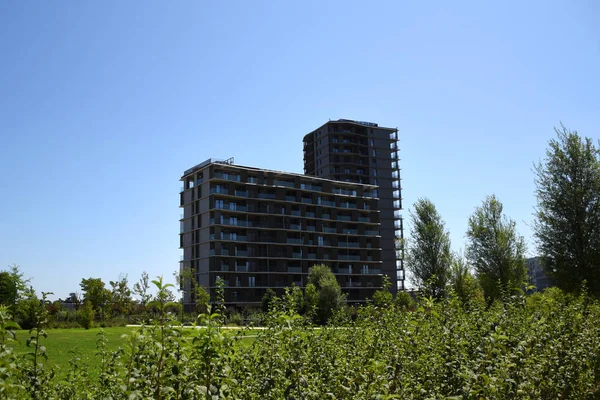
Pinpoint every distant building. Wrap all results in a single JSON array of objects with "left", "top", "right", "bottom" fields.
[{"left": 526, "top": 257, "right": 551, "bottom": 292}]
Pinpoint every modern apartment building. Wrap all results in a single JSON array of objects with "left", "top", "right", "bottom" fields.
[
  {"left": 179, "top": 158, "right": 385, "bottom": 306},
  {"left": 303, "top": 119, "right": 404, "bottom": 293}
]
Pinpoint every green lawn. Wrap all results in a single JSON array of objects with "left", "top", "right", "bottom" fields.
[
  {"left": 12, "top": 327, "right": 134, "bottom": 376},
  {"left": 11, "top": 326, "right": 258, "bottom": 376}
]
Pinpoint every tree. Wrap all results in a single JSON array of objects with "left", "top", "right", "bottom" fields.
[
  {"left": 80, "top": 278, "right": 111, "bottom": 319},
  {"left": 534, "top": 125, "right": 600, "bottom": 295},
  {"left": 110, "top": 274, "right": 132, "bottom": 315},
  {"left": 0, "top": 264, "right": 29, "bottom": 314},
  {"left": 449, "top": 253, "right": 483, "bottom": 305},
  {"left": 261, "top": 288, "right": 276, "bottom": 312},
  {"left": 466, "top": 195, "right": 527, "bottom": 301},
  {"left": 405, "top": 198, "right": 452, "bottom": 298},
  {"left": 307, "top": 264, "right": 345, "bottom": 323},
  {"left": 133, "top": 271, "right": 152, "bottom": 307},
  {"left": 372, "top": 276, "right": 393, "bottom": 307}
]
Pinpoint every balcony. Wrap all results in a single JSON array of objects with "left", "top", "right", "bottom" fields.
[
  {"left": 214, "top": 172, "right": 240, "bottom": 182},
  {"left": 322, "top": 213, "right": 331, "bottom": 220},
  {"left": 300, "top": 183, "right": 322, "bottom": 191},
  {"left": 339, "top": 242, "right": 360, "bottom": 248},
  {"left": 274, "top": 180, "right": 295, "bottom": 188}
]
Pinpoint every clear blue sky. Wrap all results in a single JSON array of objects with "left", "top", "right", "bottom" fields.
[{"left": 1, "top": 1, "right": 599, "bottom": 298}]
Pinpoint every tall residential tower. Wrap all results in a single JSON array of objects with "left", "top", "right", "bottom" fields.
[{"left": 303, "top": 119, "right": 404, "bottom": 293}]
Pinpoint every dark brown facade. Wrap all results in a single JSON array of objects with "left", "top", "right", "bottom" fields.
[
  {"left": 303, "top": 119, "right": 404, "bottom": 293},
  {"left": 180, "top": 160, "right": 385, "bottom": 306}
]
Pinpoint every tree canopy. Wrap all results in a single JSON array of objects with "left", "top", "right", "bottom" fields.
[
  {"left": 534, "top": 125, "right": 600, "bottom": 295},
  {"left": 405, "top": 198, "right": 452, "bottom": 298},
  {"left": 466, "top": 195, "right": 527, "bottom": 300}
]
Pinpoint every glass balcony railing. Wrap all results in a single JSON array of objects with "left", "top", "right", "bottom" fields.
[
  {"left": 291, "top": 210, "right": 301, "bottom": 216},
  {"left": 258, "top": 193, "right": 276, "bottom": 199},
  {"left": 366, "top": 230, "right": 379, "bottom": 236},
  {"left": 234, "top": 190, "right": 248, "bottom": 197},
  {"left": 358, "top": 217, "right": 370, "bottom": 223},
  {"left": 301, "top": 198, "right": 313, "bottom": 204},
  {"left": 291, "top": 253, "right": 303, "bottom": 259},
  {"left": 323, "top": 227, "right": 336, "bottom": 233},
  {"left": 234, "top": 250, "right": 248, "bottom": 257},
  {"left": 306, "top": 212, "right": 315, "bottom": 218},
  {"left": 322, "top": 214, "right": 331, "bottom": 220},
  {"left": 290, "top": 224, "right": 302, "bottom": 230},
  {"left": 274, "top": 180, "right": 295, "bottom": 188},
  {"left": 343, "top": 229, "right": 358, "bottom": 235},
  {"left": 214, "top": 172, "right": 240, "bottom": 182},
  {"left": 287, "top": 238, "right": 303, "bottom": 245},
  {"left": 287, "top": 266, "right": 302, "bottom": 273},
  {"left": 285, "top": 195, "right": 296, "bottom": 202},
  {"left": 339, "top": 255, "right": 360, "bottom": 261},
  {"left": 306, "top": 226, "right": 316, "bottom": 232},
  {"left": 307, "top": 253, "right": 317, "bottom": 259},
  {"left": 337, "top": 215, "right": 352, "bottom": 221}
]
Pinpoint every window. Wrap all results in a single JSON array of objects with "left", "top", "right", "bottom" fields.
[
  {"left": 373, "top": 169, "right": 377, "bottom": 177},
  {"left": 318, "top": 236, "right": 324, "bottom": 246},
  {"left": 249, "top": 276, "right": 255, "bottom": 287},
  {"left": 215, "top": 199, "right": 224, "bottom": 209},
  {"left": 370, "top": 139, "right": 374, "bottom": 147},
  {"left": 372, "top": 149, "right": 377, "bottom": 157}
]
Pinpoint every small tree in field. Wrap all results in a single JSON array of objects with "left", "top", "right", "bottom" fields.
[
  {"left": 466, "top": 195, "right": 527, "bottom": 301},
  {"left": 307, "top": 264, "right": 345, "bottom": 323},
  {"left": 406, "top": 198, "right": 452, "bottom": 298}
]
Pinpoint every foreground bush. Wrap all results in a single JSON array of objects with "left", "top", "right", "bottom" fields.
[{"left": 1, "top": 288, "right": 600, "bottom": 399}]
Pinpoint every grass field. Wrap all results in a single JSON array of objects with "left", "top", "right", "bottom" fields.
[{"left": 11, "top": 326, "right": 257, "bottom": 377}]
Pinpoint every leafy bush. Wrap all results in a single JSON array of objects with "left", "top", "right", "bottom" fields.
[{"left": 2, "top": 285, "right": 600, "bottom": 398}]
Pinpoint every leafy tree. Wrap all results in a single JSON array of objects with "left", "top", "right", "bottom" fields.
[
  {"left": 79, "top": 278, "right": 111, "bottom": 320},
  {"left": 534, "top": 125, "right": 600, "bottom": 295},
  {"left": 449, "top": 253, "right": 483, "bottom": 305},
  {"left": 176, "top": 267, "right": 210, "bottom": 314},
  {"left": 109, "top": 274, "right": 132, "bottom": 315},
  {"left": 372, "top": 276, "right": 393, "bottom": 307},
  {"left": 466, "top": 195, "right": 527, "bottom": 301},
  {"left": 261, "top": 288, "right": 276, "bottom": 312},
  {"left": 0, "top": 264, "right": 30, "bottom": 314},
  {"left": 307, "top": 264, "right": 345, "bottom": 323},
  {"left": 394, "top": 291, "right": 414, "bottom": 310},
  {"left": 133, "top": 271, "right": 152, "bottom": 307},
  {"left": 405, "top": 198, "right": 452, "bottom": 298}
]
